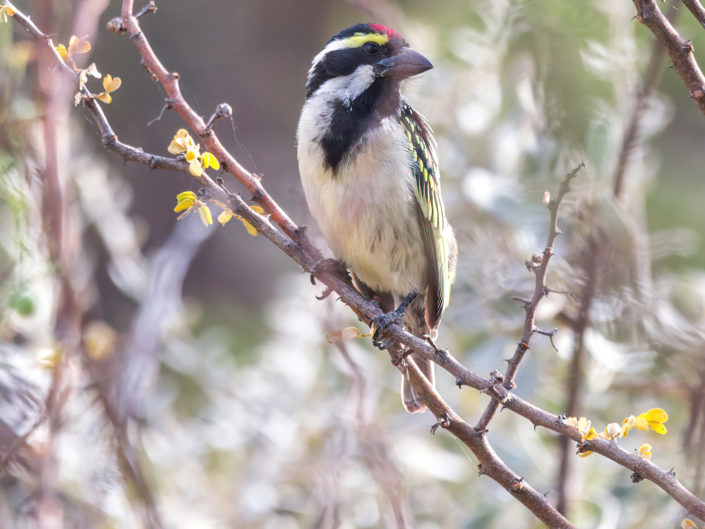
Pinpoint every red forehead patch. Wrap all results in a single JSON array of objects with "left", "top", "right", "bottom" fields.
[{"left": 369, "top": 24, "right": 400, "bottom": 38}]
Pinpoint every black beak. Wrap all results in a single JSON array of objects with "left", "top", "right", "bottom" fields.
[{"left": 375, "top": 47, "right": 433, "bottom": 80}]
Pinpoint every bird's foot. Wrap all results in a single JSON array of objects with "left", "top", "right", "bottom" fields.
[{"left": 371, "top": 291, "right": 419, "bottom": 349}]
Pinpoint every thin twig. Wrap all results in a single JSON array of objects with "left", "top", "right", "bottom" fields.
[{"left": 475, "top": 163, "right": 583, "bottom": 433}]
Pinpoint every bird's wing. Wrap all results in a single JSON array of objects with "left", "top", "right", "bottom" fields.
[{"left": 400, "top": 102, "right": 451, "bottom": 330}]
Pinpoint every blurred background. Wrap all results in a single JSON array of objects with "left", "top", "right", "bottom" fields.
[{"left": 1, "top": 0, "right": 705, "bottom": 528}]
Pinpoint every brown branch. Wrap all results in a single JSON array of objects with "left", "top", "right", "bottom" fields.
[
  {"left": 475, "top": 163, "right": 583, "bottom": 433},
  {"left": 10, "top": 2, "right": 705, "bottom": 523},
  {"left": 119, "top": 0, "right": 300, "bottom": 241},
  {"left": 403, "top": 357, "right": 576, "bottom": 529},
  {"left": 632, "top": 0, "right": 705, "bottom": 115}
]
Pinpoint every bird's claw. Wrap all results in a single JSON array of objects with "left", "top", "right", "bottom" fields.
[
  {"left": 370, "top": 291, "right": 419, "bottom": 350},
  {"left": 371, "top": 310, "right": 404, "bottom": 349}
]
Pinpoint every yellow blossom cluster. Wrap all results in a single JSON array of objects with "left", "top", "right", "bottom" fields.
[
  {"left": 563, "top": 408, "right": 668, "bottom": 459},
  {"left": 174, "top": 191, "right": 213, "bottom": 227},
  {"left": 168, "top": 129, "right": 220, "bottom": 178},
  {"left": 54, "top": 34, "right": 121, "bottom": 106},
  {"left": 173, "top": 191, "right": 264, "bottom": 236}
]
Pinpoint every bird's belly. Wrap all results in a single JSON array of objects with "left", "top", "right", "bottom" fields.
[
  {"left": 298, "top": 122, "right": 425, "bottom": 296},
  {"left": 324, "top": 187, "right": 425, "bottom": 295}
]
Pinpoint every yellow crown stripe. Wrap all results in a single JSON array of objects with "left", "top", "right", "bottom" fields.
[{"left": 339, "top": 32, "right": 389, "bottom": 49}]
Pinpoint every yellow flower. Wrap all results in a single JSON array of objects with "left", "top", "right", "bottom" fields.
[
  {"left": 621, "top": 414, "right": 649, "bottom": 437},
  {"left": 55, "top": 35, "right": 91, "bottom": 70},
  {"left": 96, "top": 73, "right": 121, "bottom": 104},
  {"left": 218, "top": 206, "right": 264, "bottom": 236},
  {"left": 0, "top": 5, "right": 16, "bottom": 23},
  {"left": 638, "top": 443, "right": 652, "bottom": 461},
  {"left": 564, "top": 416, "right": 593, "bottom": 439},
  {"left": 681, "top": 519, "right": 699, "bottom": 529},
  {"left": 197, "top": 205, "right": 213, "bottom": 226},
  {"left": 173, "top": 191, "right": 212, "bottom": 227},
  {"left": 68, "top": 34, "right": 91, "bottom": 55},
  {"left": 174, "top": 191, "right": 197, "bottom": 212},
  {"left": 201, "top": 151, "right": 220, "bottom": 171},
  {"left": 639, "top": 408, "right": 668, "bottom": 435},
  {"left": 167, "top": 129, "right": 205, "bottom": 176},
  {"left": 602, "top": 422, "right": 622, "bottom": 441},
  {"left": 168, "top": 129, "right": 194, "bottom": 154},
  {"left": 189, "top": 158, "right": 203, "bottom": 177}
]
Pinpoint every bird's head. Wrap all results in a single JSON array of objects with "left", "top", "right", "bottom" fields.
[{"left": 305, "top": 23, "right": 433, "bottom": 100}]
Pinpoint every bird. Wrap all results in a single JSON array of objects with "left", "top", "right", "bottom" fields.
[{"left": 297, "top": 23, "right": 457, "bottom": 413}]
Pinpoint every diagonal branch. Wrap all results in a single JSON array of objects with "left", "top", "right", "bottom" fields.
[
  {"left": 632, "top": 0, "right": 705, "bottom": 114},
  {"left": 683, "top": 0, "right": 705, "bottom": 29}
]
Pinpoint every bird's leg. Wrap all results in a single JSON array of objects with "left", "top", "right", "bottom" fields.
[
  {"left": 310, "top": 258, "right": 349, "bottom": 285},
  {"left": 371, "top": 291, "right": 419, "bottom": 349}
]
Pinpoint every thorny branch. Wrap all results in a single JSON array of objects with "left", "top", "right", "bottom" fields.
[
  {"left": 557, "top": 3, "right": 677, "bottom": 513},
  {"left": 475, "top": 163, "right": 583, "bottom": 433},
  {"left": 9, "top": 1, "right": 705, "bottom": 525}
]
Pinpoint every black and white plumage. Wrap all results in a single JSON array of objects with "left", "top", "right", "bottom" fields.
[{"left": 297, "top": 24, "right": 457, "bottom": 413}]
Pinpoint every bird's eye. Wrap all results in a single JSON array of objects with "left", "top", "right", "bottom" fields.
[{"left": 363, "top": 42, "right": 380, "bottom": 56}]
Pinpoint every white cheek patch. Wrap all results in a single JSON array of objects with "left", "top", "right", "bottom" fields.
[{"left": 312, "top": 65, "right": 376, "bottom": 107}]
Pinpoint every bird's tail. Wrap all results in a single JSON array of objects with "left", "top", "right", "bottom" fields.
[
  {"left": 401, "top": 296, "right": 436, "bottom": 414},
  {"left": 402, "top": 353, "right": 434, "bottom": 413}
]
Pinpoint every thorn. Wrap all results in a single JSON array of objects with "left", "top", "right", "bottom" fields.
[
  {"left": 477, "top": 464, "right": 486, "bottom": 476},
  {"left": 668, "top": 468, "right": 676, "bottom": 477},
  {"left": 511, "top": 295, "right": 531, "bottom": 308},
  {"left": 546, "top": 288, "right": 579, "bottom": 302},
  {"left": 455, "top": 378, "right": 463, "bottom": 389}
]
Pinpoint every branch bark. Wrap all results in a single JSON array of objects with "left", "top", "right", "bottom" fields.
[{"left": 632, "top": 0, "right": 705, "bottom": 115}]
